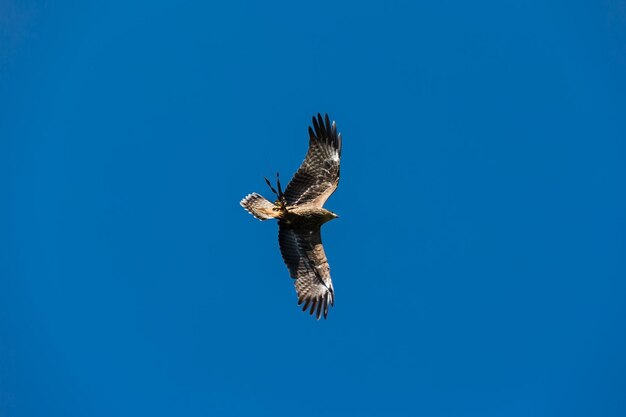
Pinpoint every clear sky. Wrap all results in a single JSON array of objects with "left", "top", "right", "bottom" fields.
[{"left": 1, "top": 1, "right": 625, "bottom": 416}]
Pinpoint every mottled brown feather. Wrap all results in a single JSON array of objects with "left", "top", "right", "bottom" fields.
[
  {"left": 241, "top": 113, "right": 341, "bottom": 320},
  {"left": 283, "top": 113, "right": 341, "bottom": 208}
]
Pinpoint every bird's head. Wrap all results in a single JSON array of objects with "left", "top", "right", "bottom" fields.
[{"left": 323, "top": 210, "right": 339, "bottom": 222}]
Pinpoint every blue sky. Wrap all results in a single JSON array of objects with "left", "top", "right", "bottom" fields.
[{"left": 2, "top": 1, "right": 626, "bottom": 416}]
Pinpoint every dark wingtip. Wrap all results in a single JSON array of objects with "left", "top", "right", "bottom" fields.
[
  {"left": 315, "top": 297, "right": 323, "bottom": 319},
  {"left": 312, "top": 115, "right": 320, "bottom": 137},
  {"left": 309, "top": 113, "right": 341, "bottom": 156},
  {"left": 298, "top": 293, "right": 333, "bottom": 320}
]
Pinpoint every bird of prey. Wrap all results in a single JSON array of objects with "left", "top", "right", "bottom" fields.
[{"left": 240, "top": 113, "right": 342, "bottom": 320}]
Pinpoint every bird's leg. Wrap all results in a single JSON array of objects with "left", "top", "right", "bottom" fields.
[
  {"left": 264, "top": 176, "right": 279, "bottom": 197},
  {"left": 264, "top": 173, "right": 288, "bottom": 212},
  {"left": 275, "top": 172, "right": 287, "bottom": 208}
]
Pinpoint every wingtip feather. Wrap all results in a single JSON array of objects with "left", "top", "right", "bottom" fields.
[
  {"left": 308, "top": 113, "right": 342, "bottom": 153},
  {"left": 316, "top": 296, "right": 323, "bottom": 319}
]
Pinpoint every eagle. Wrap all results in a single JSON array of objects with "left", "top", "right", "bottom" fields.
[{"left": 240, "top": 113, "right": 342, "bottom": 320}]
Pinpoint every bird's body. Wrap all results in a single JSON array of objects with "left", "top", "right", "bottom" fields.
[
  {"left": 278, "top": 206, "right": 337, "bottom": 227},
  {"left": 240, "top": 113, "right": 342, "bottom": 320}
]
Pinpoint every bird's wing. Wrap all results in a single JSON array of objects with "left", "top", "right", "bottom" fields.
[
  {"left": 284, "top": 113, "right": 342, "bottom": 207},
  {"left": 278, "top": 222, "right": 334, "bottom": 319}
]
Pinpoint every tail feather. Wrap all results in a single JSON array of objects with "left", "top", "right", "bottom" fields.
[{"left": 240, "top": 193, "right": 278, "bottom": 220}]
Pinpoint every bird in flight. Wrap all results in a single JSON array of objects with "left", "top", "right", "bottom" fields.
[{"left": 240, "top": 113, "right": 342, "bottom": 320}]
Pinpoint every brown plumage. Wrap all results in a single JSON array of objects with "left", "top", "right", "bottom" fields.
[{"left": 240, "top": 113, "right": 342, "bottom": 319}]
